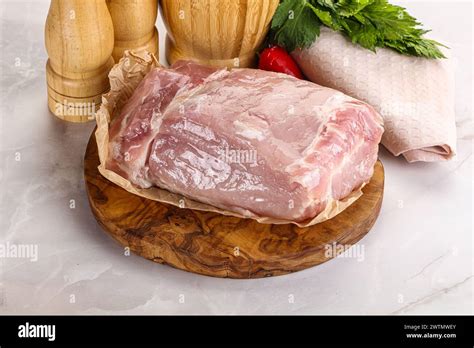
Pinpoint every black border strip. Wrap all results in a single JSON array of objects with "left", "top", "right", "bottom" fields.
[{"left": 0, "top": 315, "right": 473, "bottom": 346}]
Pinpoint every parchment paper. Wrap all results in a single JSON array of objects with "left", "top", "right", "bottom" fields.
[{"left": 95, "top": 50, "right": 367, "bottom": 227}]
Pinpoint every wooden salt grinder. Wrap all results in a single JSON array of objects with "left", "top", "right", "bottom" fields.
[
  {"left": 45, "top": 0, "right": 115, "bottom": 123},
  {"left": 107, "top": 0, "right": 159, "bottom": 62}
]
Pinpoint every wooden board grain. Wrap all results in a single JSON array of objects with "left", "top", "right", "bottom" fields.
[{"left": 84, "top": 133, "right": 384, "bottom": 278}]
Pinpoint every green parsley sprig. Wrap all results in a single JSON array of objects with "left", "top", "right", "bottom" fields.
[{"left": 269, "top": 0, "right": 446, "bottom": 59}]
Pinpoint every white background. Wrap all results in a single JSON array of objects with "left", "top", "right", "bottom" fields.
[{"left": 0, "top": 0, "right": 472, "bottom": 314}]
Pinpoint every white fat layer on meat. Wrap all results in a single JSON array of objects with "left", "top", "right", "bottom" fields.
[
  {"left": 112, "top": 142, "right": 121, "bottom": 160},
  {"left": 225, "top": 170, "right": 267, "bottom": 192},
  {"left": 178, "top": 148, "right": 231, "bottom": 189},
  {"left": 326, "top": 131, "right": 369, "bottom": 201},
  {"left": 284, "top": 110, "right": 338, "bottom": 191},
  {"left": 150, "top": 109, "right": 163, "bottom": 130},
  {"left": 328, "top": 143, "right": 343, "bottom": 155},
  {"left": 134, "top": 167, "right": 153, "bottom": 188},
  {"left": 303, "top": 94, "right": 351, "bottom": 158},
  {"left": 149, "top": 150, "right": 162, "bottom": 165},
  {"left": 312, "top": 93, "right": 348, "bottom": 119},
  {"left": 119, "top": 111, "right": 132, "bottom": 133},
  {"left": 233, "top": 120, "right": 266, "bottom": 141},
  {"left": 113, "top": 109, "right": 164, "bottom": 189},
  {"left": 297, "top": 168, "right": 321, "bottom": 190},
  {"left": 286, "top": 97, "right": 371, "bottom": 201},
  {"left": 121, "top": 143, "right": 153, "bottom": 188},
  {"left": 327, "top": 122, "right": 348, "bottom": 140},
  {"left": 171, "top": 120, "right": 216, "bottom": 141},
  {"left": 204, "top": 69, "right": 229, "bottom": 83},
  {"left": 126, "top": 143, "right": 142, "bottom": 154},
  {"left": 355, "top": 159, "right": 369, "bottom": 176}
]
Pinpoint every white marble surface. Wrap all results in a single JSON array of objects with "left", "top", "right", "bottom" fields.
[{"left": 0, "top": 0, "right": 472, "bottom": 314}]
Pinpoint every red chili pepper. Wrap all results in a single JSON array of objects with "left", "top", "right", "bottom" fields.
[{"left": 259, "top": 46, "right": 304, "bottom": 79}]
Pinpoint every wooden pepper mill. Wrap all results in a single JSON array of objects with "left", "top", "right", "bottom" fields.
[
  {"left": 45, "top": 0, "right": 115, "bottom": 123},
  {"left": 107, "top": 0, "right": 159, "bottom": 62}
]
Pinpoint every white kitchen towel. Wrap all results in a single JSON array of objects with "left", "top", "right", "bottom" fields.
[{"left": 292, "top": 28, "right": 456, "bottom": 163}]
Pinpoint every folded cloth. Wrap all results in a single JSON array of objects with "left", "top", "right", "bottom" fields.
[{"left": 292, "top": 28, "right": 457, "bottom": 163}]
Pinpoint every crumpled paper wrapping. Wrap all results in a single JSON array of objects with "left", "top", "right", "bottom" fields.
[
  {"left": 292, "top": 28, "right": 456, "bottom": 163},
  {"left": 95, "top": 50, "right": 367, "bottom": 227}
]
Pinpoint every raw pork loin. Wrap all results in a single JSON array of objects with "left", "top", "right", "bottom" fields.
[{"left": 107, "top": 61, "right": 384, "bottom": 222}]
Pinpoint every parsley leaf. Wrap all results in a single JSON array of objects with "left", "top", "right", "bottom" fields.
[
  {"left": 271, "top": 0, "right": 321, "bottom": 52},
  {"left": 268, "top": 0, "right": 446, "bottom": 59}
]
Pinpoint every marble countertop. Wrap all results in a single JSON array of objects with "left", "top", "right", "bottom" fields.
[{"left": 0, "top": 0, "right": 472, "bottom": 315}]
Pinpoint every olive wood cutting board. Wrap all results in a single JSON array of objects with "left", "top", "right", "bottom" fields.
[{"left": 84, "top": 132, "right": 384, "bottom": 278}]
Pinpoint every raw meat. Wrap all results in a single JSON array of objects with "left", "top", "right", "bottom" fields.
[{"left": 107, "top": 61, "right": 384, "bottom": 222}]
